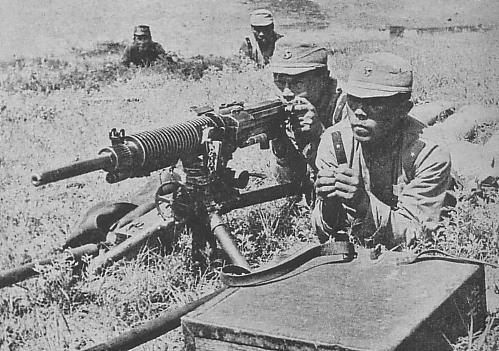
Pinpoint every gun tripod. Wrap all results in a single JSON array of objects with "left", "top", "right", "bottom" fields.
[
  {"left": 0, "top": 152, "right": 302, "bottom": 287},
  {"left": 156, "top": 155, "right": 302, "bottom": 272}
]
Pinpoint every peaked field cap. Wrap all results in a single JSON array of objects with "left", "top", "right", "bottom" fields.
[
  {"left": 250, "top": 9, "right": 274, "bottom": 26},
  {"left": 134, "top": 25, "right": 151, "bottom": 36},
  {"left": 345, "top": 52, "right": 413, "bottom": 98},
  {"left": 270, "top": 44, "right": 328, "bottom": 75}
]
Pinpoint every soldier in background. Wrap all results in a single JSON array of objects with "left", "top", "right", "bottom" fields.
[
  {"left": 122, "top": 25, "right": 178, "bottom": 67},
  {"left": 312, "top": 53, "right": 452, "bottom": 248},
  {"left": 239, "top": 9, "right": 283, "bottom": 68}
]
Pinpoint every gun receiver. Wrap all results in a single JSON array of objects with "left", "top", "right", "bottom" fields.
[{"left": 32, "top": 99, "right": 288, "bottom": 187}]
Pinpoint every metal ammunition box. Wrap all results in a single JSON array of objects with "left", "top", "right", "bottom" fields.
[{"left": 182, "top": 249, "right": 486, "bottom": 351}]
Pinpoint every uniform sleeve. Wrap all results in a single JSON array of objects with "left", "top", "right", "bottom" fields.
[
  {"left": 381, "top": 143, "right": 452, "bottom": 246},
  {"left": 155, "top": 43, "right": 180, "bottom": 64},
  {"left": 271, "top": 135, "right": 307, "bottom": 184},
  {"left": 154, "top": 43, "right": 167, "bottom": 57},
  {"left": 347, "top": 144, "right": 450, "bottom": 247}
]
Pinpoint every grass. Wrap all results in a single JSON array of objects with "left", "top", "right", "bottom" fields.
[{"left": 1, "top": 0, "right": 499, "bottom": 350}]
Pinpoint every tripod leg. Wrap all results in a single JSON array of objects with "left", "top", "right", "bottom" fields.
[
  {"left": 188, "top": 219, "right": 211, "bottom": 272},
  {"left": 209, "top": 213, "right": 250, "bottom": 270}
]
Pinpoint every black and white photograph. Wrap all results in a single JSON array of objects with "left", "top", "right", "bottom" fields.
[{"left": 1, "top": 0, "right": 498, "bottom": 350}]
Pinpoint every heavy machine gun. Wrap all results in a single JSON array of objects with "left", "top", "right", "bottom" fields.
[
  {"left": 1, "top": 99, "right": 305, "bottom": 288},
  {"left": 31, "top": 99, "right": 291, "bottom": 187}
]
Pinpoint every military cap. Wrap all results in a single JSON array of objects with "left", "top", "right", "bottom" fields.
[
  {"left": 270, "top": 44, "right": 329, "bottom": 75},
  {"left": 250, "top": 9, "right": 274, "bottom": 26},
  {"left": 345, "top": 52, "right": 412, "bottom": 98},
  {"left": 134, "top": 25, "right": 151, "bottom": 37}
]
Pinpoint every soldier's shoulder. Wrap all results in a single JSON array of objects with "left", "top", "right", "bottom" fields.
[
  {"left": 405, "top": 132, "right": 451, "bottom": 169},
  {"left": 403, "top": 116, "right": 448, "bottom": 152},
  {"left": 152, "top": 42, "right": 166, "bottom": 53}
]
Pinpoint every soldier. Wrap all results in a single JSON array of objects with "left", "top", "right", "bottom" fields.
[
  {"left": 269, "top": 44, "right": 342, "bottom": 202},
  {"left": 239, "top": 9, "right": 282, "bottom": 68},
  {"left": 122, "top": 25, "right": 177, "bottom": 67},
  {"left": 312, "top": 53, "right": 452, "bottom": 248}
]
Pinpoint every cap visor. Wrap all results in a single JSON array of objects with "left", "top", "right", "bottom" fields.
[
  {"left": 270, "top": 65, "right": 317, "bottom": 75},
  {"left": 251, "top": 20, "right": 273, "bottom": 26},
  {"left": 344, "top": 85, "right": 399, "bottom": 98}
]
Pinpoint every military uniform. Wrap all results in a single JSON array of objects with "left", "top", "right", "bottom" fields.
[
  {"left": 121, "top": 25, "right": 176, "bottom": 67},
  {"left": 312, "top": 111, "right": 451, "bottom": 247},
  {"left": 270, "top": 89, "right": 339, "bottom": 186},
  {"left": 269, "top": 45, "right": 341, "bottom": 191},
  {"left": 312, "top": 53, "right": 452, "bottom": 248},
  {"left": 121, "top": 41, "right": 167, "bottom": 67},
  {"left": 239, "top": 9, "right": 282, "bottom": 68},
  {"left": 239, "top": 31, "right": 281, "bottom": 68}
]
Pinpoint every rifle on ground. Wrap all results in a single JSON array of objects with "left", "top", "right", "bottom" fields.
[{"left": 1, "top": 99, "right": 304, "bottom": 288}]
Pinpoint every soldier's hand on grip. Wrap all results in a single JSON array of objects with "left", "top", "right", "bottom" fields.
[
  {"left": 315, "top": 164, "right": 368, "bottom": 212},
  {"left": 286, "top": 97, "right": 323, "bottom": 138}
]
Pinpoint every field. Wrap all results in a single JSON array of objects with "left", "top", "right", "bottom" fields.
[{"left": 1, "top": 0, "right": 499, "bottom": 350}]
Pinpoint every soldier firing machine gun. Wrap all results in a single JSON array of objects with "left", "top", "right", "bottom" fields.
[{"left": 1, "top": 99, "right": 306, "bottom": 288}]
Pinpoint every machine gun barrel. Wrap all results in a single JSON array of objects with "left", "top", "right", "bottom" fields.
[
  {"left": 31, "top": 99, "right": 290, "bottom": 188},
  {"left": 31, "top": 115, "right": 216, "bottom": 187},
  {"left": 32, "top": 154, "right": 114, "bottom": 187}
]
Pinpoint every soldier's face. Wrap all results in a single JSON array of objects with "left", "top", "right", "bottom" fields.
[
  {"left": 252, "top": 25, "right": 274, "bottom": 44},
  {"left": 273, "top": 70, "right": 328, "bottom": 106},
  {"left": 134, "top": 35, "right": 152, "bottom": 49},
  {"left": 346, "top": 94, "right": 410, "bottom": 144}
]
